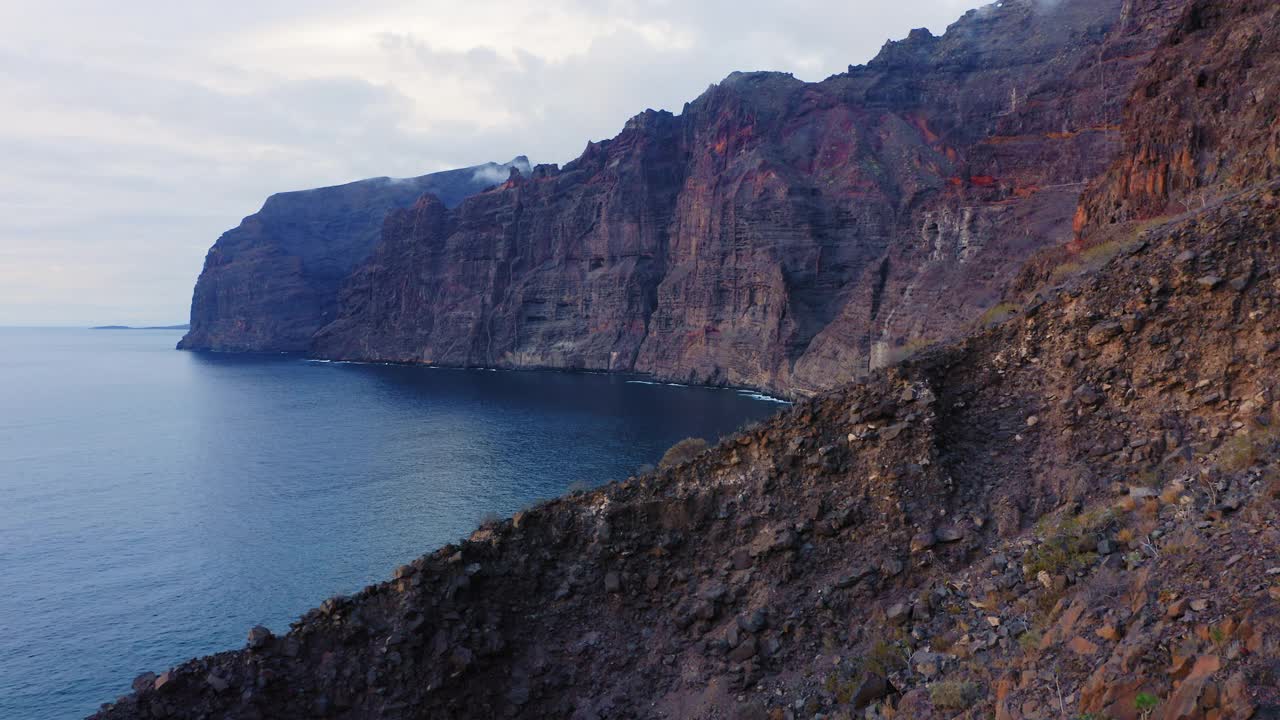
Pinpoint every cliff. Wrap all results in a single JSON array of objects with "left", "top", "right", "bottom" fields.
[
  {"left": 1075, "top": 0, "right": 1280, "bottom": 238},
  {"left": 177, "top": 158, "right": 531, "bottom": 352},
  {"left": 311, "top": 0, "right": 1185, "bottom": 396},
  {"left": 93, "top": 0, "right": 1280, "bottom": 717},
  {"left": 94, "top": 183, "right": 1280, "bottom": 719}
]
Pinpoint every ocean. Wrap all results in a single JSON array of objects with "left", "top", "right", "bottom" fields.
[{"left": 0, "top": 327, "right": 783, "bottom": 718}]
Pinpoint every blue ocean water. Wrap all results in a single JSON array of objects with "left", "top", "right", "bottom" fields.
[{"left": 0, "top": 328, "right": 783, "bottom": 719}]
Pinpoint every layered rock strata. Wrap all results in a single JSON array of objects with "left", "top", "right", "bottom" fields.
[
  {"left": 311, "top": 0, "right": 1184, "bottom": 396},
  {"left": 178, "top": 158, "right": 531, "bottom": 352}
]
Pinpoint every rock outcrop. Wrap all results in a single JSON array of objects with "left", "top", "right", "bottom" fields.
[
  {"left": 177, "top": 158, "right": 531, "bottom": 352},
  {"left": 312, "top": 0, "right": 1185, "bottom": 397},
  {"left": 1076, "top": 0, "right": 1280, "bottom": 238}
]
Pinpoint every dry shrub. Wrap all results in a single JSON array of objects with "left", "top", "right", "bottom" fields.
[
  {"left": 979, "top": 303, "right": 1020, "bottom": 325},
  {"left": 930, "top": 681, "right": 980, "bottom": 710},
  {"left": 659, "top": 437, "right": 709, "bottom": 469}
]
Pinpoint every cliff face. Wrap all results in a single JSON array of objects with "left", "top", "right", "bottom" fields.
[
  {"left": 1076, "top": 0, "right": 1280, "bottom": 237},
  {"left": 177, "top": 158, "right": 531, "bottom": 352},
  {"left": 94, "top": 1, "right": 1280, "bottom": 717},
  {"left": 313, "top": 0, "right": 1184, "bottom": 396},
  {"left": 95, "top": 185, "right": 1280, "bottom": 720}
]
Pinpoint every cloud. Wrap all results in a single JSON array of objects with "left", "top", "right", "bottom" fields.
[
  {"left": 0, "top": 0, "right": 988, "bottom": 325},
  {"left": 470, "top": 165, "right": 514, "bottom": 185}
]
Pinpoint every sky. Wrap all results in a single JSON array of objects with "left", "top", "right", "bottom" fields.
[{"left": 0, "top": 0, "right": 986, "bottom": 326}]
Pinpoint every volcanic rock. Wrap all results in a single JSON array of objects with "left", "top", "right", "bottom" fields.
[
  {"left": 178, "top": 158, "right": 532, "bottom": 352},
  {"left": 310, "top": 0, "right": 1186, "bottom": 397}
]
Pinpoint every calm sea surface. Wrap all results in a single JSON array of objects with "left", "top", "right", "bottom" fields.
[{"left": 0, "top": 328, "right": 783, "bottom": 719}]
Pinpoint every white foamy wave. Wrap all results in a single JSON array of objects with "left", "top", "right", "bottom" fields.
[{"left": 737, "top": 390, "right": 791, "bottom": 404}]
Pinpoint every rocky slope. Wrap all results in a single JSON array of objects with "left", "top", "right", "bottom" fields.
[
  {"left": 177, "top": 158, "right": 531, "bottom": 352},
  {"left": 311, "top": 0, "right": 1186, "bottom": 397},
  {"left": 93, "top": 179, "right": 1280, "bottom": 719},
  {"left": 91, "top": 1, "right": 1280, "bottom": 717}
]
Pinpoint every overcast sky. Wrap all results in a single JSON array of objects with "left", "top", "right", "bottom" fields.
[{"left": 0, "top": 0, "right": 985, "bottom": 326}]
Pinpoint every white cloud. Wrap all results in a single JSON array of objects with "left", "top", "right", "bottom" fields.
[{"left": 0, "top": 0, "right": 986, "bottom": 325}]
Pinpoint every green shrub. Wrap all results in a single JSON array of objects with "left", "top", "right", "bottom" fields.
[{"left": 1135, "top": 692, "right": 1160, "bottom": 716}]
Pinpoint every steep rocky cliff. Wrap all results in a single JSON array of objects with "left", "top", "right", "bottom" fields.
[
  {"left": 312, "top": 0, "right": 1185, "bottom": 396},
  {"left": 93, "top": 1, "right": 1280, "bottom": 717},
  {"left": 1075, "top": 0, "right": 1280, "bottom": 238},
  {"left": 177, "top": 158, "right": 531, "bottom": 352},
  {"left": 94, "top": 182, "right": 1280, "bottom": 719}
]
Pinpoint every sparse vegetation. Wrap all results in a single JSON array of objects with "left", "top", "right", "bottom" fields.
[
  {"left": 884, "top": 337, "right": 935, "bottom": 365},
  {"left": 1017, "top": 629, "right": 1042, "bottom": 653},
  {"left": 1035, "top": 587, "right": 1065, "bottom": 616},
  {"left": 1209, "top": 624, "right": 1229, "bottom": 648},
  {"left": 1135, "top": 692, "right": 1160, "bottom": 718},
  {"left": 1025, "top": 508, "right": 1115, "bottom": 576},
  {"left": 1217, "top": 427, "right": 1279, "bottom": 472},
  {"left": 658, "top": 437, "right": 709, "bottom": 469},
  {"left": 861, "top": 637, "right": 907, "bottom": 677},
  {"left": 1050, "top": 238, "right": 1137, "bottom": 282},
  {"left": 1134, "top": 466, "right": 1162, "bottom": 488},
  {"left": 1025, "top": 541, "right": 1073, "bottom": 577},
  {"left": 823, "top": 671, "right": 863, "bottom": 705},
  {"left": 978, "top": 302, "right": 1020, "bottom": 325},
  {"left": 930, "top": 681, "right": 980, "bottom": 710}
]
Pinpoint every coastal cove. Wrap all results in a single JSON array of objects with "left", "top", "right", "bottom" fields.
[{"left": 0, "top": 328, "right": 782, "bottom": 719}]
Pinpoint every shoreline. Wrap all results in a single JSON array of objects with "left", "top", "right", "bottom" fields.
[{"left": 180, "top": 346, "right": 797, "bottom": 404}]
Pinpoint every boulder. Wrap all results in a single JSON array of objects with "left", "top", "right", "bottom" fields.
[
  {"left": 910, "top": 530, "right": 938, "bottom": 553},
  {"left": 728, "top": 636, "right": 758, "bottom": 663},
  {"left": 246, "top": 626, "right": 272, "bottom": 650},
  {"left": 1087, "top": 321, "right": 1124, "bottom": 346}
]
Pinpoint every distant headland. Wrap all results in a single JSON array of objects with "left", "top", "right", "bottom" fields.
[{"left": 91, "top": 324, "right": 190, "bottom": 330}]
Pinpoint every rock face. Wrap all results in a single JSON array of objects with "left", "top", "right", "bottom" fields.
[
  {"left": 177, "top": 157, "right": 532, "bottom": 352},
  {"left": 312, "top": 0, "right": 1184, "bottom": 396},
  {"left": 92, "top": 1, "right": 1280, "bottom": 716},
  {"left": 92, "top": 182, "right": 1280, "bottom": 719},
  {"left": 1076, "top": 0, "right": 1280, "bottom": 237}
]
